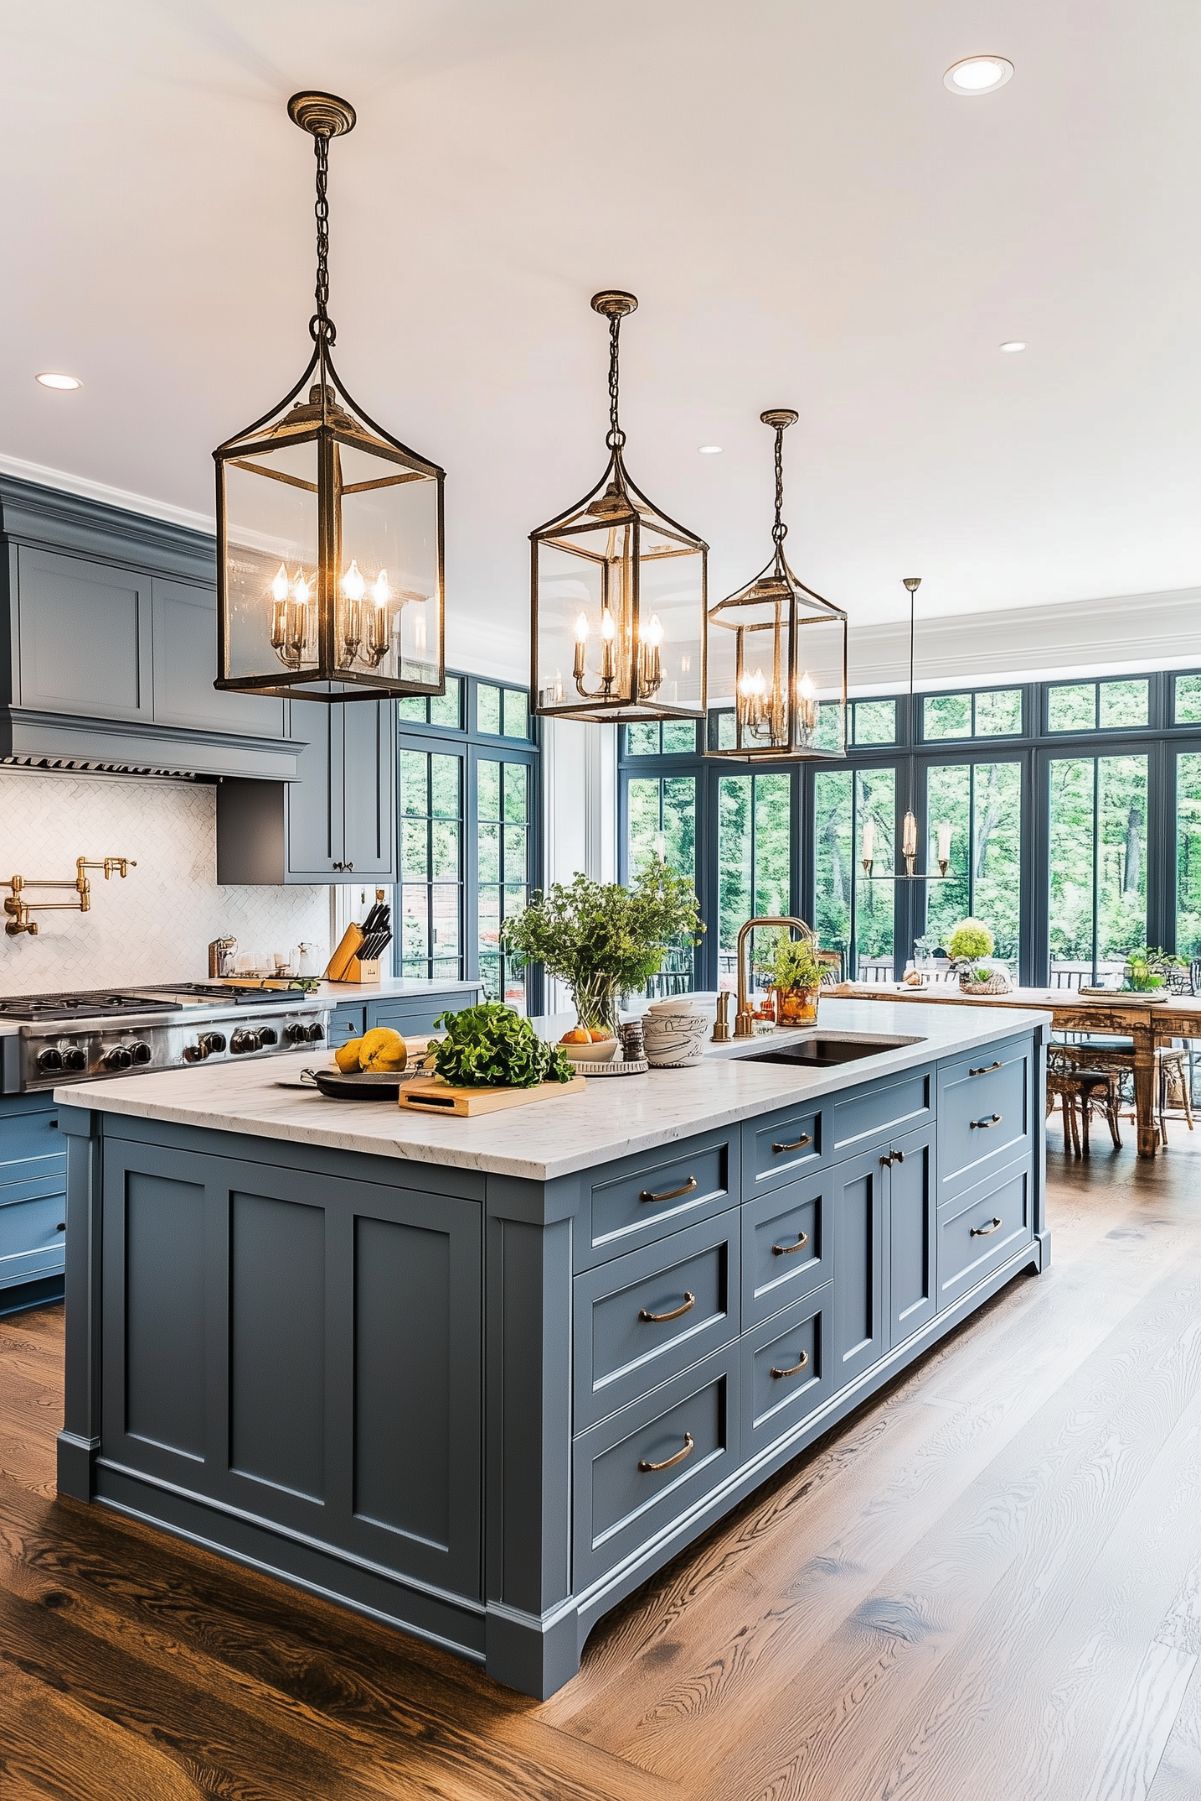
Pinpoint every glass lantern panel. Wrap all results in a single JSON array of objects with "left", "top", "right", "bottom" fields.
[
  {"left": 636, "top": 528, "right": 705, "bottom": 718},
  {"left": 534, "top": 523, "right": 629, "bottom": 713},
  {"left": 333, "top": 437, "right": 441, "bottom": 692},
  {"left": 221, "top": 437, "right": 319, "bottom": 684},
  {"left": 795, "top": 612, "right": 846, "bottom": 753},
  {"left": 708, "top": 585, "right": 845, "bottom": 756}
]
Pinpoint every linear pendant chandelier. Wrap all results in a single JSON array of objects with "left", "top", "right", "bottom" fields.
[
  {"left": 861, "top": 576, "right": 957, "bottom": 881},
  {"left": 705, "top": 409, "right": 848, "bottom": 760},
  {"left": 213, "top": 91, "right": 446, "bottom": 703},
  {"left": 530, "top": 291, "right": 708, "bottom": 723}
]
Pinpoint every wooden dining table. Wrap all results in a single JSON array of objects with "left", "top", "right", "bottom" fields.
[{"left": 837, "top": 980, "right": 1201, "bottom": 1158}]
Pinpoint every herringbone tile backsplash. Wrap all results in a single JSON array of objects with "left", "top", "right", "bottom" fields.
[{"left": 0, "top": 772, "right": 332, "bottom": 994}]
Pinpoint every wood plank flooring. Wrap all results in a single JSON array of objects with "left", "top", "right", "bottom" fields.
[{"left": 3, "top": 1143, "right": 1201, "bottom": 1800}]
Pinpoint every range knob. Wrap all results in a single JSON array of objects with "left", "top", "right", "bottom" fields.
[
  {"left": 284, "top": 1022, "right": 309, "bottom": 1046},
  {"left": 131, "top": 1041, "right": 153, "bottom": 1066},
  {"left": 63, "top": 1046, "right": 88, "bottom": 1072},
  {"left": 230, "top": 1028, "right": 262, "bottom": 1055},
  {"left": 36, "top": 1046, "right": 64, "bottom": 1074},
  {"left": 103, "top": 1045, "right": 134, "bottom": 1072},
  {"left": 258, "top": 1026, "right": 278, "bottom": 1048},
  {"left": 305, "top": 1022, "right": 325, "bottom": 1043},
  {"left": 183, "top": 1031, "right": 227, "bottom": 1063}
]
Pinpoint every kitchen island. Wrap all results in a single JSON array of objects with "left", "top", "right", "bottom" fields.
[{"left": 55, "top": 999, "right": 1049, "bottom": 1697}]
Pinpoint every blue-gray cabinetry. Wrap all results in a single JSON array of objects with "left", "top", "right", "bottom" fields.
[
  {"left": 328, "top": 988, "right": 481, "bottom": 1046},
  {"left": 0, "top": 1092, "right": 65, "bottom": 1312},
  {"left": 0, "top": 479, "right": 297, "bottom": 776},
  {"left": 216, "top": 698, "right": 396, "bottom": 884},
  {"left": 58, "top": 1025, "right": 1047, "bottom": 1700}
]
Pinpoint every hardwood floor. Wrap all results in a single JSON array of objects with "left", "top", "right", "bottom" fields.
[{"left": 3, "top": 1144, "right": 1201, "bottom": 1800}]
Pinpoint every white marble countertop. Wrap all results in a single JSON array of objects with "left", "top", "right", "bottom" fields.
[{"left": 58, "top": 998, "right": 1050, "bottom": 1182}]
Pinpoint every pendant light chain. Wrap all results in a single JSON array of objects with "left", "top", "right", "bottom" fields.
[
  {"left": 310, "top": 129, "right": 336, "bottom": 344},
  {"left": 772, "top": 424, "right": 787, "bottom": 543},
  {"left": 606, "top": 314, "right": 625, "bottom": 449}
]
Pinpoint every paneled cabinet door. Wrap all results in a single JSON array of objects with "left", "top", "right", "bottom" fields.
[
  {"left": 286, "top": 700, "right": 341, "bottom": 878},
  {"left": 886, "top": 1122, "right": 937, "bottom": 1348},
  {"left": 151, "top": 578, "right": 284, "bottom": 738},
  {"left": 340, "top": 699, "right": 396, "bottom": 876},
  {"left": 831, "top": 1145, "right": 886, "bottom": 1388},
  {"left": 16, "top": 547, "right": 152, "bottom": 721}
]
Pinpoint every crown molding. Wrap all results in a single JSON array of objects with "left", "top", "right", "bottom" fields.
[
  {"left": 0, "top": 451, "right": 214, "bottom": 534},
  {"left": 848, "top": 587, "right": 1201, "bottom": 692}
]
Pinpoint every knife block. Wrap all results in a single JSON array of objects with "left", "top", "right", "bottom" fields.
[{"left": 338, "top": 956, "right": 382, "bottom": 984}]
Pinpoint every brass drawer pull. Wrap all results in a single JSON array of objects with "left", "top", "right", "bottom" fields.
[
  {"left": 970, "top": 1215, "right": 1003, "bottom": 1238},
  {"left": 969, "top": 1060, "right": 1003, "bottom": 1077},
  {"left": 639, "top": 1175, "right": 698, "bottom": 1206},
  {"left": 638, "top": 1431, "right": 695, "bottom": 1474},
  {"left": 639, "top": 1290, "right": 696, "bottom": 1324},
  {"left": 771, "top": 1132, "right": 812, "bottom": 1155},
  {"left": 770, "top": 1349, "right": 810, "bottom": 1379},
  {"left": 771, "top": 1230, "right": 810, "bottom": 1257},
  {"left": 970, "top": 1113, "right": 1002, "bottom": 1130}
]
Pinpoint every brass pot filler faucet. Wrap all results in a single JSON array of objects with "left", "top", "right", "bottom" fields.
[{"left": 4, "top": 856, "right": 137, "bottom": 936}]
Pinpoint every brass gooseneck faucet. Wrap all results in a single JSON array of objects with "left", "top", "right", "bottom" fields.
[
  {"left": 733, "top": 915, "right": 817, "bottom": 1037},
  {"left": 4, "top": 856, "right": 137, "bottom": 936}
]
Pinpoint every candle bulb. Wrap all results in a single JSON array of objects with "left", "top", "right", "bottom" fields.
[
  {"left": 937, "top": 822, "right": 952, "bottom": 863},
  {"left": 861, "top": 818, "right": 875, "bottom": 861},
  {"left": 902, "top": 811, "right": 918, "bottom": 858}
]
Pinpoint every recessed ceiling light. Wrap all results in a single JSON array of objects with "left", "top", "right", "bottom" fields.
[
  {"left": 999, "top": 340, "right": 1027, "bottom": 354},
  {"left": 36, "top": 371, "right": 83, "bottom": 391},
  {"left": 698, "top": 444, "right": 723, "bottom": 455},
  {"left": 944, "top": 55, "right": 1014, "bottom": 95}
]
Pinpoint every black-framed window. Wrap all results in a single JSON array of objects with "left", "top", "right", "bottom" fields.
[
  {"left": 396, "top": 672, "right": 541, "bottom": 1010},
  {"left": 617, "top": 668, "right": 1201, "bottom": 989}
]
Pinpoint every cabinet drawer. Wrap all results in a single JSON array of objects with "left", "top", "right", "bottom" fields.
[
  {"left": 0, "top": 1190, "right": 66, "bottom": 1288},
  {"left": 831, "top": 1066, "right": 933, "bottom": 1160},
  {"left": 937, "top": 1163, "right": 1034, "bottom": 1310},
  {"left": 580, "top": 1130, "right": 737, "bottom": 1270},
  {"left": 0, "top": 1099, "right": 63, "bottom": 1185},
  {"left": 743, "top": 1102, "right": 825, "bottom": 1196},
  {"left": 937, "top": 1039, "right": 1032, "bottom": 1205},
  {"left": 741, "top": 1283, "right": 833, "bottom": 1463},
  {"left": 573, "top": 1216, "right": 739, "bottom": 1429},
  {"left": 572, "top": 1343, "right": 740, "bottom": 1588},
  {"left": 367, "top": 995, "right": 477, "bottom": 1038},
  {"left": 329, "top": 1005, "right": 367, "bottom": 1045},
  {"left": 742, "top": 1177, "right": 829, "bottom": 1327}
]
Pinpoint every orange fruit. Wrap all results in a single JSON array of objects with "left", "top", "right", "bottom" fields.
[
  {"left": 561, "top": 1027, "right": 591, "bottom": 1045},
  {"left": 588, "top": 1027, "right": 613, "bottom": 1043}
]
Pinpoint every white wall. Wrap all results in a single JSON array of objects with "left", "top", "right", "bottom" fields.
[{"left": 0, "top": 771, "right": 331, "bottom": 995}]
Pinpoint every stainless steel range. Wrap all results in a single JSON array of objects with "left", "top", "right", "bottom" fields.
[{"left": 0, "top": 984, "right": 329, "bottom": 1094}]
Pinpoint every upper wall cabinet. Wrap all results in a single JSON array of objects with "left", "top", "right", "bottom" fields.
[
  {"left": 0, "top": 477, "right": 296, "bottom": 779},
  {"left": 216, "top": 700, "right": 396, "bottom": 885},
  {"left": 16, "top": 548, "right": 154, "bottom": 721}
]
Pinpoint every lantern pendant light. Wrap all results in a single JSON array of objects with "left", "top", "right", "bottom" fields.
[
  {"left": 861, "top": 576, "right": 956, "bottom": 880},
  {"left": 213, "top": 91, "right": 445, "bottom": 703},
  {"left": 530, "top": 291, "right": 708, "bottom": 722},
  {"left": 705, "top": 410, "right": 848, "bottom": 760}
]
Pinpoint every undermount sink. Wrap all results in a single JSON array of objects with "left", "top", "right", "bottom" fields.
[{"left": 744, "top": 1032, "right": 923, "bottom": 1068}]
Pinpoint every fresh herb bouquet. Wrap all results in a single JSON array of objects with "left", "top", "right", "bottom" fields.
[{"left": 501, "top": 865, "right": 704, "bottom": 1036}]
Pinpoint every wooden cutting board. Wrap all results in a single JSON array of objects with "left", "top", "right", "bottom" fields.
[{"left": 397, "top": 1075, "right": 587, "bottom": 1116}]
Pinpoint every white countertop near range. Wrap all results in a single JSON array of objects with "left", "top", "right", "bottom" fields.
[{"left": 59, "top": 998, "right": 1051, "bottom": 1182}]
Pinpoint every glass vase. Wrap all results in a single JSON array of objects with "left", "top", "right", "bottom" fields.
[
  {"left": 773, "top": 985, "right": 819, "bottom": 1025},
  {"left": 570, "top": 977, "right": 621, "bottom": 1039}
]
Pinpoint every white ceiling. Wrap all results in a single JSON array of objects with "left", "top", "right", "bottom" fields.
[{"left": 6, "top": 0, "right": 1201, "bottom": 650}]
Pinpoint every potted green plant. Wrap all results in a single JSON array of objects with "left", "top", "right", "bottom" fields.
[
  {"left": 945, "top": 917, "right": 1010, "bottom": 993},
  {"left": 1122, "top": 947, "right": 1183, "bottom": 993},
  {"left": 768, "top": 935, "right": 825, "bottom": 1025},
  {"left": 501, "top": 864, "right": 704, "bottom": 1038}
]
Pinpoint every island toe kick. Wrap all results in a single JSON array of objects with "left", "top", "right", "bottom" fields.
[{"left": 55, "top": 1007, "right": 1049, "bottom": 1699}]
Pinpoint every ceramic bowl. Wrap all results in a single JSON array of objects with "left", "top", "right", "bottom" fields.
[{"left": 559, "top": 1037, "right": 620, "bottom": 1064}]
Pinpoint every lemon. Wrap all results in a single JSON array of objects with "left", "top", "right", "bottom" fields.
[
  {"left": 334, "top": 1038, "right": 363, "bottom": 1074},
  {"left": 358, "top": 1026, "right": 407, "bottom": 1073}
]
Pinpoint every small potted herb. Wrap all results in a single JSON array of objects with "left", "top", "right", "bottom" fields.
[
  {"left": 946, "top": 918, "right": 1010, "bottom": 994},
  {"left": 1122, "top": 947, "right": 1183, "bottom": 993},
  {"left": 768, "top": 935, "right": 825, "bottom": 1025},
  {"left": 430, "top": 1002, "right": 574, "bottom": 1088}
]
